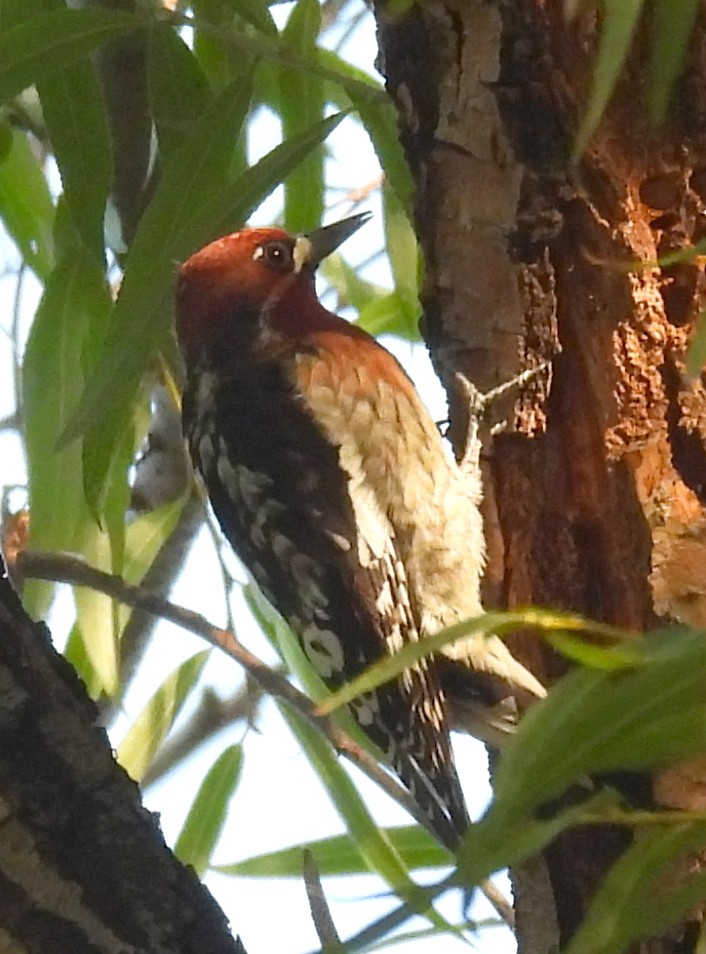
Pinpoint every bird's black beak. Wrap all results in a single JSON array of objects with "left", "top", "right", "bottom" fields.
[{"left": 300, "top": 212, "right": 372, "bottom": 270}]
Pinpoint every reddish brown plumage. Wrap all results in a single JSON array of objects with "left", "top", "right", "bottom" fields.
[
  {"left": 175, "top": 215, "right": 545, "bottom": 850},
  {"left": 176, "top": 225, "right": 417, "bottom": 407}
]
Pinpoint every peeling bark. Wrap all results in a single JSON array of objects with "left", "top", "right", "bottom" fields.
[{"left": 374, "top": 0, "right": 706, "bottom": 950}]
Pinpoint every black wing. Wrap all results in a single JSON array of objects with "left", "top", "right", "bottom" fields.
[{"left": 184, "top": 360, "right": 469, "bottom": 847}]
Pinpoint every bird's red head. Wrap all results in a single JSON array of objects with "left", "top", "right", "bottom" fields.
[{"left": 175, "top": 213, "right": 371, "bottom": 363}]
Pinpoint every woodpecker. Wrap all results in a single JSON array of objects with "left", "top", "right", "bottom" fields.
[{"left": 175, "top": 212, "right": 545, "bottom": 849}]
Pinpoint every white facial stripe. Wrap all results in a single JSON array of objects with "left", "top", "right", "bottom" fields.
[{"left": 292, "top": 236, "right": 313, "bottom": 274}]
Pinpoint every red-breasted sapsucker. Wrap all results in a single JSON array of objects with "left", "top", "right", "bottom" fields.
[{"left": 175, "top": 213, "right": 545, "bottom": 849}]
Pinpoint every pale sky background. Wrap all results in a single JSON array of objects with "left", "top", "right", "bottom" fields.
[{"left": 0, "top": 5, "right": 517, "bottom": 952}]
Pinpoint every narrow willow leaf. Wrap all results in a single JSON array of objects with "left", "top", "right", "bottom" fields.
[
  {"left": 319, "top": 252, "right": 389, "bottom": 315},
  {"left": 148, "top": 25, "right": 212, "bottom": 162},
  {"left": 493, "top": 627, "right": 706, "bottom": 814},
  {"left": 214, "top": 825, "right": 448, "bottom": 877},
  {"left": 62, "top": 74, "right": 253, "bottom": 501},
  {"left": 543, "top": 629, "right": 645, "bottom": 669},
  {"left": 572, "top": 0, "right": 645, "bottom": 161},
  {"left": 567, "top": 822, "right": 706, "bottom": 954},
  {"left": 445, "top": 794, "right": 623, "bottom": 928},
  {"left": 277, "top": 705, "right": 454, "bottom": 938},
  {"left": 0, "top": 128, "right": 54, "bottom": 278},
  {"left": 123, "top": 499, "right": 186, "bottom": 584},
  {"left": 82, "top": 412, "right": 134, "bottom": 569},
  {"left": 316, "top": 608, "right": 628, "bottom": 717},
  {"left": 279, "top": 0, "right": 323, "bottom": 232},
  {"left": 64, "top": 109, "right": 344, "bottom": 534},
  {"left": 112, "top": 497, "right": 186, "bottom": 635},
  {"left": 218, "top": 111, "right": 347, "bottom": 234},
  {"left": 37, "top": 43, "right": 110, "bottom": 258},
  {"left": 117, "top": 651, "right": 210, "bottom": 781},
  {"left": 0, "top": 8, "right": 143, "bottom": 104},
  {"left": 64, "top": 623, "right": 104, "bottom": 699},
  {"left": 185, "top": 13, "right": 385, "bottom": 106},
  {"left": 280, "top": 704, "right": 414, "bottom": 884},
  {"left": 345, "top": 795, "right": 607, "bottom": 954},
  {"left": 72, "top": 525, "right": 120, "bottom": 696},
  {"left": 22, "top": 237, "right": 110, "bottom": 618},
  {"left": 223, "top": 0, "right": 278, "bottom": 37},
  {"left": 5, "top": 0, "right": 108, "bottom": 258},
  {"left": 353, "top": 99, "right": 414, "bottom": 218},
  {"left": 245, "top": 582, "right": 366, "bottom": 746},
  {"left": 357, "top": 291, "right": 419, "bottom": 340},
  {"left": 191, "top": 0, "right": 259, "bottom": 174},
  {"left": 194, "top": 0, "right": 244, "bottom": 93},
  {"left": 647, "top": 0, "right": 700, "bottom": 124},
  {"left": 175, "top": 744, "right": 243, "bottom": 876}
]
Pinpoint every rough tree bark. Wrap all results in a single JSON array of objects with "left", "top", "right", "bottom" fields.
[
  {"left": 0, "top": 563, "right": 245, "bottom": 954},
  {"left": 374, "top": 1, "right": 706, "bottom": 952}
]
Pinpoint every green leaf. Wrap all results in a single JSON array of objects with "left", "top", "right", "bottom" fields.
[
  {"left": 320, "top": 252, "right": 392, "bottom": 318},
  {"left": 451, "top": 792, "right": 615, "bottom": 901},
  {"left": 567, "top": 821, "right": 706, "bottom": 954},
  {"left": 82, "top": 412, "right": 134, "bottom": 568},
  {"left": 62, "top": 73, "right": 253, "bottom": 494},
  {"left": 108, "top": 497, "right": 185, "bottom": 636},
  {"left": 327, "top": 59, "right": 414, "bottom": 218},
  {"left": 37, "top": 55, "right": 111, "bottom": 258},
  {"left": 214, "top": 825, "right": 449, "bottom": 877},
  {"left": 543, "top": 628, "right": 645, "bottom": 669},
  {"left": 0, "top": 8, "right": 143, "bottom": 104},
  {"left": 647, "top": 0, "right": 700, "bottom": 124},
  {"left": 277, "top": 705, "right": 454, "bottom": 937},
  {"left": 123, "top": 499, "right": 186, "bottom": 584},
  {"left": 72, "top": 525, "right": 121, "bottom": 697},
  {"left": 0, "top": 128, "right": 54, "bottom": 278},
  {"left": 357, "top": 290, "right": 420, "bottom": 340},
  {"left": 218, "top": 110, "right": 347, "bottom": 234},
  {"left": 117, "top": 651, "right": 210, "bottom": 781},
  {"left": 316, "top": 608, "right": 628, "bottom": 717},
  {"left": 220, "top": 0, "right": 277, "bottom": 37},
  {"left": 22, "top": 232, "right": 111, "bottom": 618},
  {"left": 148, "top": 25, "right": 212, "bottom": 162},
  {"left": 175, "top": 744, "right": 243, "bottom": 876},
  {"left": 63, "top": 106, "right": 345, "bottom": 523},
  {"left": 187, "top": 11, "right": 385, "bottom": 107},
  {"left": 572, "top": 0, "right": 645, "bottom": 161},
  {"left": 245, "top": 583, "right": 366, "bottom": 746},
  {"left": 493, "top": 627, "right": 706, "bottom": 815},
  {"left": 64, "top": 623, "right": 104, "bottom": 699},
  {"left": 321, "top": 237, "right": 419, "bottom": 340},
  {"left": 279, "top": 0, "right": 323, "bottom": 232}
]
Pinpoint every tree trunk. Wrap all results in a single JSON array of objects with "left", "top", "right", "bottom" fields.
[
  {"left": 374, "top": 1, "right": 706, "bottom": 950},
  {"left": 0, "top": 565, "right": 245, "bottom": 954}
]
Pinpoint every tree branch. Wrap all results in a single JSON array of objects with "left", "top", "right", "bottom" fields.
[
  {"left": 18, "top": 548, "right": 517, "bottom": 926},
  {"left": 17, "top": 548, "right": 442, "bottom": 845}
]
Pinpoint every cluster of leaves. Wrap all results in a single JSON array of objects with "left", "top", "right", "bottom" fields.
[
  {"left": 331, "top": 613, "right": 706, "bottom": 954},
  {"left": 1, "top": 5, "right": 419, "bottom": 688},
  {"left": 0, "top": 0, "right": 424, "bottom": 943}
]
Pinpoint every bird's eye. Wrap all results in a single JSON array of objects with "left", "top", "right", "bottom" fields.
[{"left": 255, "top": 240, "right": 294, "bottom": 270}]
